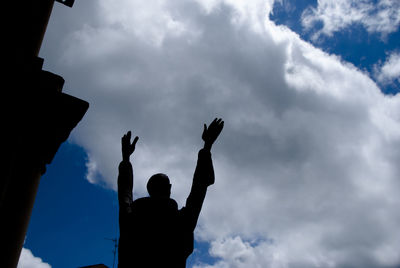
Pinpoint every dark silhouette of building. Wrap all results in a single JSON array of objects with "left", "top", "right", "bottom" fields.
[
  {"left": 118, "top": 119, "right": 224, "bottom": 267},
  {"left": 1, "top": 1, "right": 88, "bottom": 267}
]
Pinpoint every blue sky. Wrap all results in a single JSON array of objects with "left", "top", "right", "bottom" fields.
[
  {"left": 20, "top": 0, "right": 400, "bottom": 267},
  {"left": 24, "top": 143, "right": 118, "bottom": 267}
]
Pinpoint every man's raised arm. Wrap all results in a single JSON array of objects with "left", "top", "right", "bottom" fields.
[
  {"left": 184, "top": 118, "right": 224, "bottom": 231},
  {"left": 118, "top": 131, "right": 139, "bottom": 215}
]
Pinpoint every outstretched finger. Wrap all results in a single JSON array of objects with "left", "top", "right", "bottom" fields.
[
  {"left": 215, "top": 120, "right": 224, "bottom": 135},
  {"left": 132, "top": 136, "right": 139, "bottom": 146}
]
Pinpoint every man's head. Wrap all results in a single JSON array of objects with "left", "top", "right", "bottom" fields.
[{"left": 147, "top": 173, "right": 171, "bottom": 198}]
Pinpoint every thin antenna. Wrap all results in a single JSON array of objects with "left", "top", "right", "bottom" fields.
[{"left": 105, "top": 237, "right": 118, "bottom": 268}]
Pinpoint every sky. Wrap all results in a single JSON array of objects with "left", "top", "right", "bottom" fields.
[{"left": 20, "top": 0, "right": 400, "bottom": 267}]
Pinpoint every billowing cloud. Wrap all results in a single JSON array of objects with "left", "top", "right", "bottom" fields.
[
  {"left": 17, "top": 248, "right": 51, "bottom": 268},
  {"left": 375, "top": 51, "right": 400, "bottom": 85},
  {"left": 301, "top": 0, "right": 400, "bottom": 39},
  {"left": 41, "top": 0, "right": 400, "bottom": 267}
]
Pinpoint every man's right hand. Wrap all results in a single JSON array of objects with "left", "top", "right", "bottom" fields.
[
  {"left": 122, "top": 131, "right": 139, "bottom": 161},
  {"left": 202, "top": 118, "right": 224, "bottom": 151}
]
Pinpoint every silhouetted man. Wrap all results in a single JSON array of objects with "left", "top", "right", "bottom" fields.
[{"left": 118, "top": 118, "right": 224, "bottom": 267}]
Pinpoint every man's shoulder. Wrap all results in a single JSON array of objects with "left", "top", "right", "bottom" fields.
[
  {"left": 131, "top": 197, "right": 151, "bottom": 208},
  {"left": 132, "top": 196, "right": 151, "bottom": 203},
  {"left": 132, "top": 197, "right": 179, "bottom": 210}
]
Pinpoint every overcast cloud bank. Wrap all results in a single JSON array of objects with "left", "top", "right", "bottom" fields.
[{"left": 41, "top": 0, "right": 400, "bottom": 267}]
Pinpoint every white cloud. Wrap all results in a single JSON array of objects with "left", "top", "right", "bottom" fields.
[
  {"left": 375, "top": 51, "right": 400, "bottom": 85},
  {"left": 41, "top": 0, "right": 400, "bottom": 267},
  {"left": 301, "top": 0, "right": 400, "bottom": 40},
  {"left": 17, "top": 248, "right": 51, "bottom": 268},
  {"left": 86, "top": 153, "right": 100, "bottom": 184}
]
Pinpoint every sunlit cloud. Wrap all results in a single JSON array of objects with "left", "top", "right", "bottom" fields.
[
  {"left": 301, "top": 0, "right": 400, "bottom": 40},
  {"left": 18, "top": 248, "right": 51, "bottom": 268},
  {"left": 41, "top": 0, "right": 400, "bottom": 266}
]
